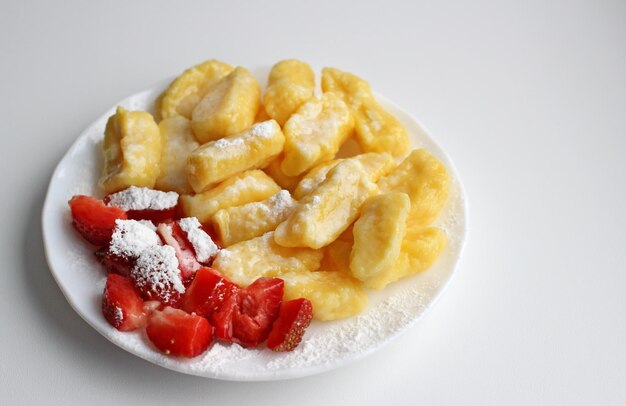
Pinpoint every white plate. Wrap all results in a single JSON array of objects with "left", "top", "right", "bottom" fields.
[{"left": 42, "top": 68, "right": 468, "bottom": 381}]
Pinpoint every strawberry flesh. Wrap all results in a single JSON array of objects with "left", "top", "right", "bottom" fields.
[
  {"left": 126, "top": 207, "right": 177, "bottom": 224},
  {"left": 157, "top": 222, "right": 201, "bottom": 283},
  {"left": 95, "top": 247, "right": 134, "bottom": 277},
  {"left": 180, "top": 267, "right": 240, "bottom": 323},
  {"left": 267, "top": 298, "right": 313, "bottom": 352},
  {"left": 102, "top": 274, "right": 147, "bottom": 331},
  {"left": 212, "top": 293, "right": 239, "bottom": 341},
  {"left": 229, "top": 277, "right": 284, "bottom": 347},
  {"left": 146, "top": 307, "right": 213, "bottom": 357},
  {"left": 69, "top": 195, "right": 127, "bottom": 246},
  {"left": 130, "top": 245, "right": 185, "bottom": 307}
]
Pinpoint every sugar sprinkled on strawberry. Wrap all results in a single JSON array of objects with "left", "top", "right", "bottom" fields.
[
  {"left": 177, "top": 217, "right": 219, "bottom": 263},
  {"left": 130, "top": 245, "right": 185, "bottom": 306},
  {"left": 157, "top": 222, "right": 202, "bottom": 283},
  {"left": 109, "top": 219, "right": 161, "bottom": 259},
  {"left": 106, "top": 186, "right": 179, "bottom": 211}
]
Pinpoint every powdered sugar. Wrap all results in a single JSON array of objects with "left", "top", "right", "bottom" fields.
[
  {"left": 265, "top": 285, "right": 432, "bottom": 371},
  {"left": 267, "top": 190, "right": 294, "bottom": 214},
  {"left": 114, "top": 306, "right": 124, "bottom": 326},
  {"left": 106, "top": 186, "right": 179, "bottom": 211},
  {"left": 213, "top": 137, "right": 245, "bottom": 150},
  {"left": 210, "top": 121, "right": 276, "bottom": 152},
  {"left": 131, "top": 245, "right": 185, "bottom": 303},
  {"left": 251, "top": 121, "right": 276, "bottom": 138},
  {"left": 177, "top": 217, "right": 219, "bottom": 263},
  {"left": 244, "top": 190, "right": 295, "bottom": 219},
  {"left": 109, "top": 219, "right": 161, "bottom": 258}
]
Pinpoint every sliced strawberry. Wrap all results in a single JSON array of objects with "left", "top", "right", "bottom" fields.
[
  {"left": 102, "top": 274, "right": 147, "bottom": 331},
  {"left": 130, "top": 245, "right": 186, "bottom": 307},
  {"left": 212, "top": 292, "right": 239, "bottom": 342},
  {"left": 176, "top": 217, "right": 220, "bottom": 265},
  {"left": 69, "top": 195, "right": 127, "bottom": 246},
  {"left": 181, "top": 268, "right": 239, "bottom": 322},
  {"left": 104, "top": 186, "right": 178, "bottom": 223},
  {"left": 212, "top": 277, "right": 284, "bottom": 346},
  {"left": 232, "top": 277, "right": 284, "bottom": 347},
  {"left": 157, "top": 222, "right": 201, "bottom": 283},
  {"left": 125, "top": 207, "right": 176, "bottom": 223},
  {"left": 146, "top": 307, "right": 213, "bottom": 358},
  {"left": 267, "top": 298, "right": 313, "bottom": 351},
  {"left": 143, "top": 300, "right": 161, "bottom": 315},
  {"left": 95, "top": 247, "right": 134, "bottom": 277}
]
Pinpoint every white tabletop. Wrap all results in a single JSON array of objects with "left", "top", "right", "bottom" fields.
[{"left": 1, "top": 0, "right": 625, "bottom": 404}]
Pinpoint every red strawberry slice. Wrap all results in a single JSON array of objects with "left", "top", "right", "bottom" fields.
[
  {"left": 157, "top": 222, "right": 201, "bottom": 283},
  {"left": 231, "top": 277, "right": 284, "bottom": 347},
  {"left": 102, "top": 274, "right": 147, "bottom": 331},
  {"left": 267, "top": 298, "right": 313, "bottom": 352},
  {"left": 95, "top": 247, "right": 134, "bottom": 277},
  {"left": 125, "top": 207, "right": 177, "bottom": 223},
  {"left": 104, "top": 187, "right": 178, "bottom": 223},
  {"left": 181, "top": 268, "right": 239, "bottom": 322},
  {"left": 212, "top": 292, "right": 239, "bottom": 341},
  {"left": 146, "top": 307, "right": 213, "bottom": 358},
  {"left": 69, "top": 195, "right": 127, "bottom": 246},
  {"left": 130, "top": 245, "right": 186, "bottom": 307}
]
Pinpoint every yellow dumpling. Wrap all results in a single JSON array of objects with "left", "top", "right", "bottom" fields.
[
  {"left": 378, "top": 149, "right": 449, "bottom": 226},
  {"left": 160, "top": 59, "right": 233, "bottom": 120},
  {"left": 281, "top": 93, "right": 354, "bottom": 176},
  {"left": 263, "top": 59, "right": 315, "bottom": 126},
  {"left": 322, "top": 67, "right": 410, "bottom": 157},
  {"left": 381, "top": 227, "right": 447, "bottom": 288},
  {"left": 154, "top": 116, "right": 199, "bottom": 194},
  {"left": 262, "top": 155, "right": 304, "bottom": 193},
  {"left": 350, "top": 192, "right": 411, "bottom": 290},
  {"left": 99, "top": 107, "right": 162, "bottom": 194},
  {"left": 179, "top": 170, "right": 280, "bottom": 224},
  {"left": 186, "top": 120, "right": 285, "bottom": 193},
  {"left": 211, "top": 190, "right": 297, "bottom": 247},
  {"left": 281, "top": 270, "right": 368, "bottom": 321},
  {"left": 191, "top": 66, "right": 261, "bottom": 143},
  {"left": 212, "top": 232, "right": 322, "bottom": 286},
  {"left": 293, "top": 152, "right": 396, "bottom": 199},
  {"left": 321, "top": 238, "right": 353, "bottom": 274},
  {"left": 274, "top": 160, "right": 378, "bottom": 249}
]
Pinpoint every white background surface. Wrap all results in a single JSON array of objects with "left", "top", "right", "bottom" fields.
[{"left": 1, "top": 0, "right": 624, "bottom": 404}]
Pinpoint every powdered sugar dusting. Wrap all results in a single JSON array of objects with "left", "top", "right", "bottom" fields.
[
  {"left": 266, "top": 285, "right": 431, "bottom": 371},
  {"left": 106, "top": 186, "right": 179, "bottom": 211},
  {"left": 177, "top": 217, "right": 219, "bottom": 263},
  {"left": 251, "top": 121, "right": 276, "bottom": 138},
  {"left": 114, "top": 306, "right": 124, "bottom": 326},
  {"left": 109, "top": 219, "right": 161, "bottom": 258},
  {"left": 213, "top": 137, "right": 245, "bottom": 150},
  {"left": 267, "top": 190, "right": 294, "bottom": 214},
  {"left": 131, "top": 245, "right": 185, "bottom": 303},
  {"left": 244, "top": 190, "right": 295, "bottom": 219},
  {"left": 188, "top": 343, "right": 261, "bottom": 374}
]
